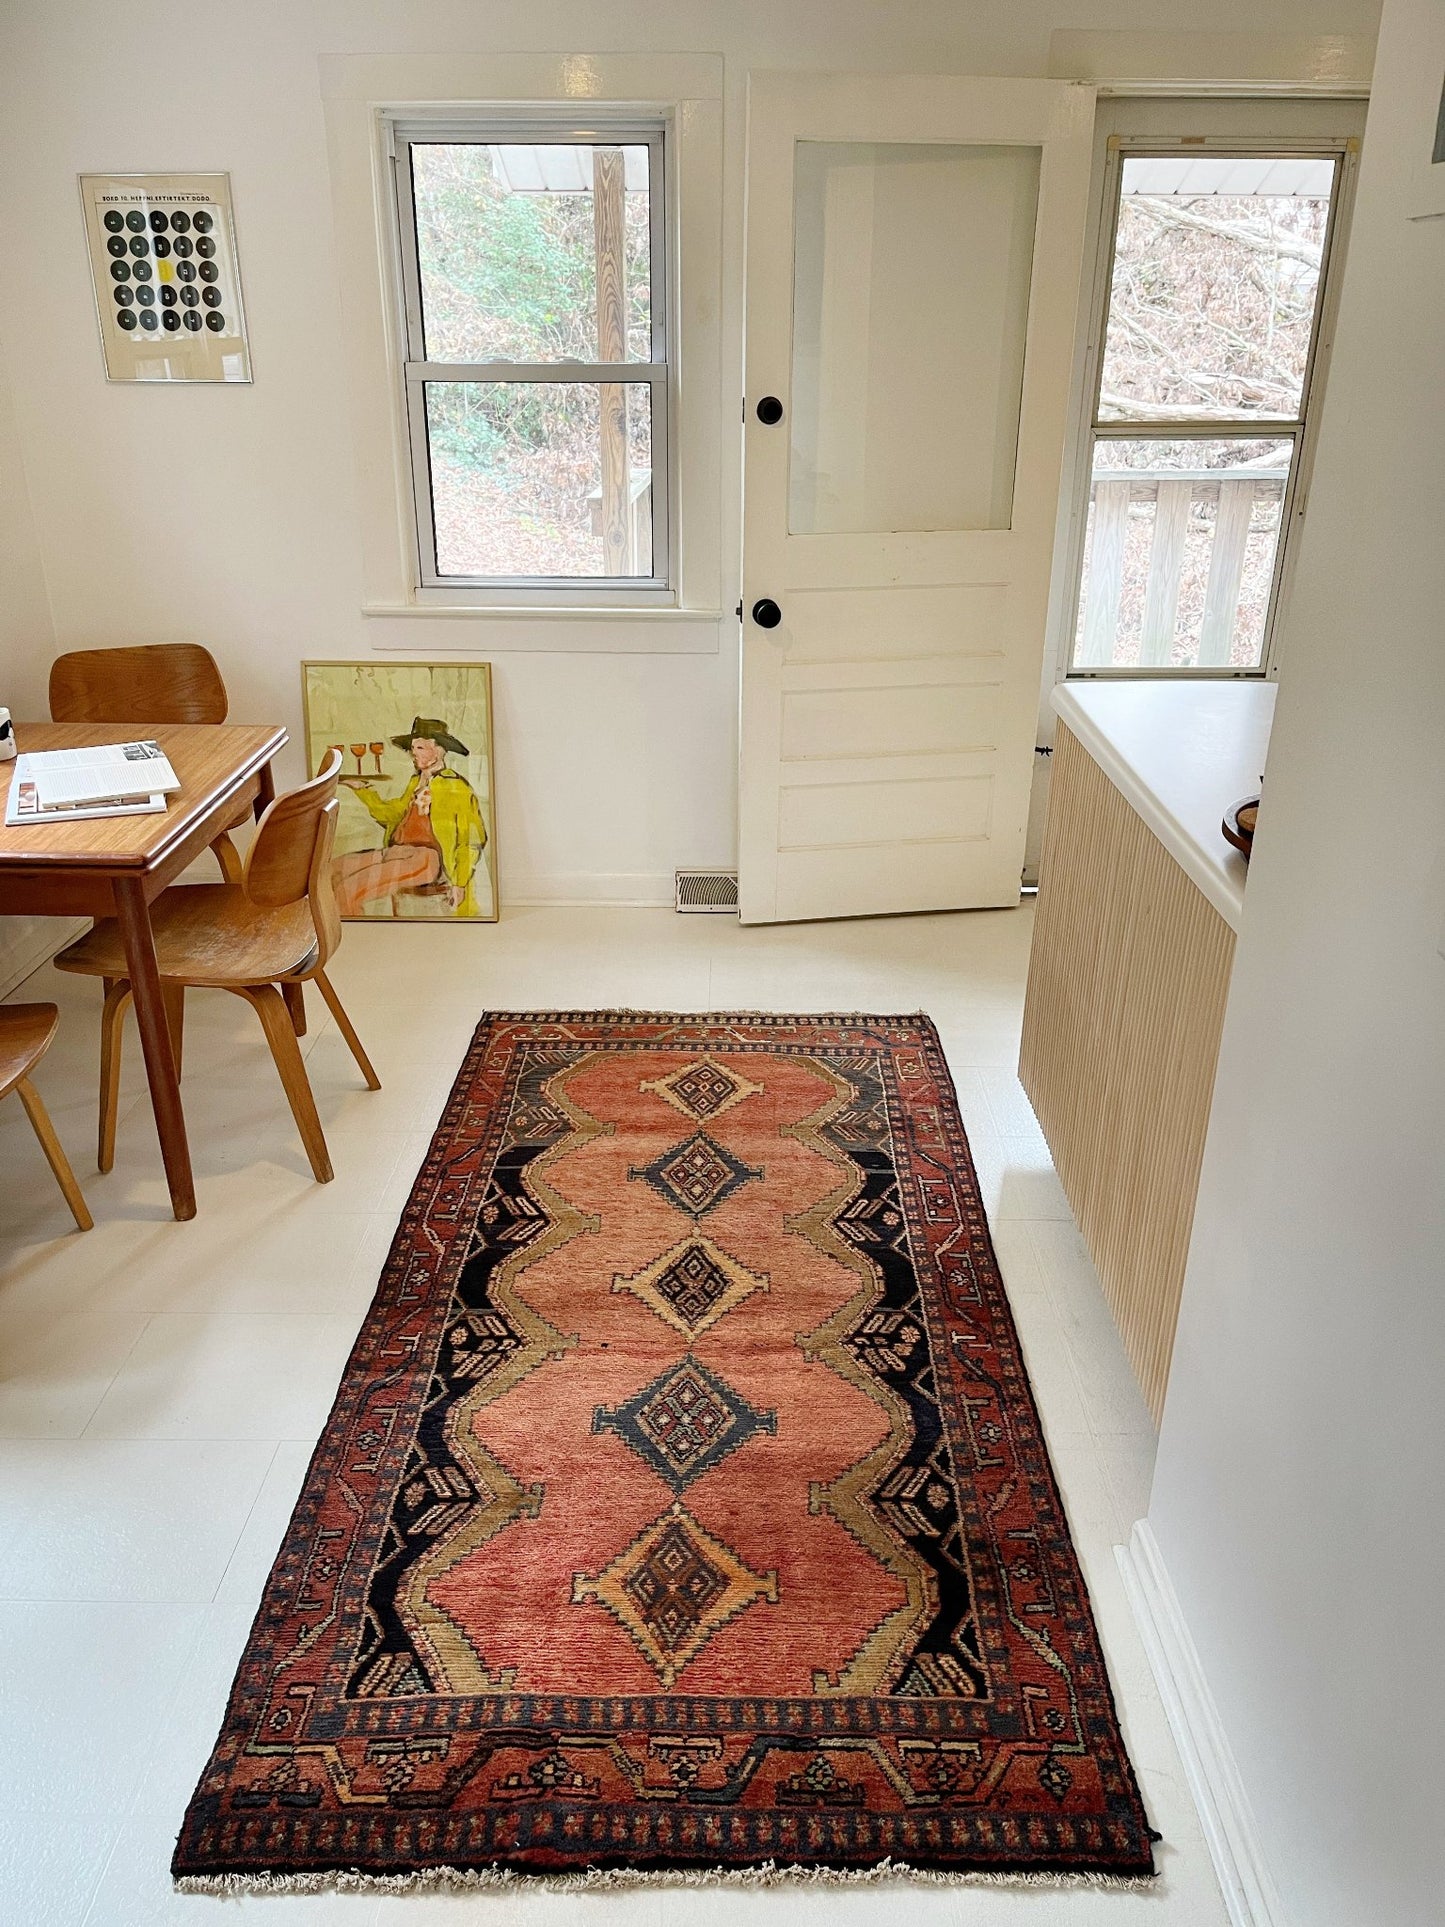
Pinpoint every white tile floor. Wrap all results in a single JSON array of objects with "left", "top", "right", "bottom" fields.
[{"left": 0, "top": 904, "right": 1225, "bottom": 1925}]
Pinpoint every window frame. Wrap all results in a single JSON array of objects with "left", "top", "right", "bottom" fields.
[
  {"left": 390, "top": 116, "right": 676, "bottom": 604},
  {"left": 1056, "top": 130, "right": 1359, "bottom": 682}
]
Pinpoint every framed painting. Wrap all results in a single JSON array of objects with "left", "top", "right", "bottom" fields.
[{"left": 301, "top": 662, "right": 498, "bottom": 922}]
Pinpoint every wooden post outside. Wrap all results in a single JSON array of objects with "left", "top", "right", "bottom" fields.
[
  {"left": 1139, "top": 480, "right": 1192, "bottom": 665},
  {"left": 1198, "top": 480, "right": 1256, "bottom": 665},
  {"left": 593, "top": 147, "right": 632, "bottom": 575},
  {"left": 1079, "top": 481, "right": 1131, "bottom": 666}
]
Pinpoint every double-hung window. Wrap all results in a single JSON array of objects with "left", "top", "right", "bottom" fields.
[
  {"left": 391, "top": 121, "right": 670, "bottom": 598},
  {"left": 1067, "top": 138, "right": 1354, "bottom": 674}
]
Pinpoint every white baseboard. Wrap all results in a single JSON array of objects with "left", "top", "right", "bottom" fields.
[
  {"left": 1117, "top": 1520, "right": 1286, "bottom": 1927},
  {"left": 0, "top": 915, "right": 88, "bottom": 1000},
  {"left": 500, "top": 871, "right": 674, "bottom": 908}
]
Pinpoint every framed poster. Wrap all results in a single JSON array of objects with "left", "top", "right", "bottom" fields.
[
  {"left": 80, "top": 172, "right": 251, "bottom": 382},
  {"left": 301, "top": 661, "right": 499, "bottom": 923}
]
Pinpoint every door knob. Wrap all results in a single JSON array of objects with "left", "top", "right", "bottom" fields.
[
  {"left": 751, "top": 598, "right": 782, "bottom": 628},
  {"left": 755, "top": 395, "right": 784, "bottom": 425}
]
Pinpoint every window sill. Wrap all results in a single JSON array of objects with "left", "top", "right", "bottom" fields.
[{"left": 360, "top": 602, "right": 726, "bottom": 654}]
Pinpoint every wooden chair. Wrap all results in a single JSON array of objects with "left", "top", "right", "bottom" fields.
[
  {"left": 49, "top": 643, "right": 249, "bottom": 884},
  {"left": 54, "top": 750, "right": 378, "bottom": 1185},
  {"left": 1, "top": 1005, "right": 93, "bottom": 1231}
]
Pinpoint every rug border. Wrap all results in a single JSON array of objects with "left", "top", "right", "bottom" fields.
[{"left": 171, "top": 1008, "right": 1158, "bottom": 1886}]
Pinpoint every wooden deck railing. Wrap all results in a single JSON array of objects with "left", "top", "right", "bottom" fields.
[{"left": 1078, "top": 469, "right": 1287, "bottom": 668}]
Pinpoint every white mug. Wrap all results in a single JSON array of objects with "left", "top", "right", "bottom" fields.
[{"left": 0, "top": 708, "right": 14, "bottom": 762}]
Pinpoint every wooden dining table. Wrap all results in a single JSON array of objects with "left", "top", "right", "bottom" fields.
[{"left": 0, "top": 720, "right": 288, "bottom": 1220}]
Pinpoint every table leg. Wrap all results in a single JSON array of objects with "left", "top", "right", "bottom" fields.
[
  {"left": 255, "top": 759, "right": 276, "bottom": 822},
  {"left": 114, "top": 876, "right": 195, "bottom": 1221}
]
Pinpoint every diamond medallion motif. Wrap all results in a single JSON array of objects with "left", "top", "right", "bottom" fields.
[
  {"left": 641, "top": 1057, "right": 763, "bottom": 1123},
  {"left": 572, "top": 1501, "right": 778, "bottom": 1688},
  {"left": 631, "top": 1131, "right": 761, "bottom": 1219},
  {"left": 594, "top": 1357, "right": 777, "bottom": 1492},
  {"left": 612, "top": 1234, "right": 769, "bottom": 1338}
]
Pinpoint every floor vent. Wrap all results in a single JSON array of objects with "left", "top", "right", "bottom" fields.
[{"left": 675, "top": 870, "right": 739, "bottom": 914}]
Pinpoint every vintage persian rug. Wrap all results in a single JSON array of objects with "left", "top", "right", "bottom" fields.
[{"left": 174, "top": 1013, "right": 1155, "bottom": 1891}]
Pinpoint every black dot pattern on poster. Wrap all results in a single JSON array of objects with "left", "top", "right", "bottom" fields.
[{"left": 98, "top": 196, "right": 240, "bottom": 360}]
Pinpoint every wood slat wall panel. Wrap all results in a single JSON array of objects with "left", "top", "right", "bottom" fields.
[{"left": 1019, "top": 724, "right": 1235, "bottom": 1422}]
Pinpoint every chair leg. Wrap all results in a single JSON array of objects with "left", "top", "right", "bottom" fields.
[
  {"left": 212, "top": 832, "right": 244, "bottom": 883},
  {"left": 282, "top": 980, "right": 307, "bottom": 1037},
  {"left": 162, "top": 982, "right": 185, "bottom": 1079},
  {"left": 311, "top": 969, "right": 381, "bottom": 1090},
  {"left": 16, "top": 1076, "right": 93, "bottom": 1232},
  {"left": 99, "top": 980, "right": 132, "bottom": 1173},
  {"left": 234, "top": 984, "right": 333, "bottom": 1183}
]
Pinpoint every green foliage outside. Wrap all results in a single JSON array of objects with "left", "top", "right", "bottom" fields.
[{"left": 413, "top": 144, "right": 651, "bottom": 479}]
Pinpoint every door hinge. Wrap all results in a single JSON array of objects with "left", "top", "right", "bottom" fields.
[{"left": 735, "top": 600, "right": 743, "bottom": 621}]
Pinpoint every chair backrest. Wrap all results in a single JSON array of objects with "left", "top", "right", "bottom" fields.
[
  {"left": 243, "top": 749, "right": 343, "bottom": 965},
  {"left": 49, "top": 644, "right": 229, "bottom": 725}
]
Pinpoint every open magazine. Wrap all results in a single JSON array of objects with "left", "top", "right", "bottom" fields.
[{"left": 5, "top": 740, "right": 179, "bottom": 826}]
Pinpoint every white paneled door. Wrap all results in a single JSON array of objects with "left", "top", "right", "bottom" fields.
[{"left": 739, "top": 75, "right": 1094, "bottom": 923}]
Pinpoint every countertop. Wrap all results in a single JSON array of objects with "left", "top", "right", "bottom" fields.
[{"left": 1050, "top": 680, "right": 1276, "bottom": 933}]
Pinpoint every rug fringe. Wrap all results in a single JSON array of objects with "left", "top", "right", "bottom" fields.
[
  {"left": 174, "top": 1858, "right": 1157, "bottom": 1897},
  {"left": 470, "top": 1009, "right": 940, "bottom": 1024}
]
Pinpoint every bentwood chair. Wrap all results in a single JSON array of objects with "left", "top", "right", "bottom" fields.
[
  {"left": 1, "top": 1005, "right": 92, "bottom": 1231},
  {"left": 49, "top": 643, "right": 250, "bottom": 884},
  {"left": 54, "top": 751, "right": 379, "bottom": 1185}
]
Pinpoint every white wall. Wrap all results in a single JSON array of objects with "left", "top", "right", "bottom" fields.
[
  {"left": 0, "top": 0, "right": 1382, "bottom": 906},
  {"left": 0, "top": 325, "right": 77, "bottom": 994},
  {"left": 1149, "top": 2, "right": 1444, "bottom": 1920}
]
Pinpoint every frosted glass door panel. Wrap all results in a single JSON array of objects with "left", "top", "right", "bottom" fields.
[{"left": 789, "top": 142, "right": 1040, "bottom": 534}]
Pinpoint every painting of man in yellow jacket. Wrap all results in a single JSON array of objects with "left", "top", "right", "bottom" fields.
[{"left": 334, "top": 716, "right": 491, "bottom": 919}]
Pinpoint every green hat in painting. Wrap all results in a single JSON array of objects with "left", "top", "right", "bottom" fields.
[{"left": 391, "top": 715, "right": 469, "bottom": 756}]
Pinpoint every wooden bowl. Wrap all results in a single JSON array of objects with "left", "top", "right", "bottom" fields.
[{"left": 1222, "top": 794, "right": 1259, "bottom": 860}]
